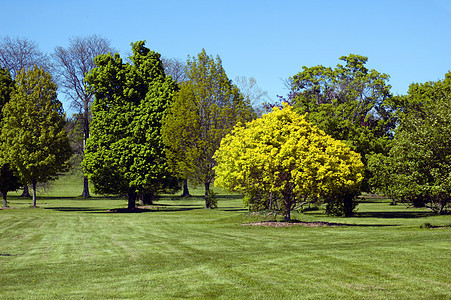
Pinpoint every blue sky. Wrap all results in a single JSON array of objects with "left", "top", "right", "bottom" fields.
[{"left": 2, "top": 0, "right": 450, "bottom": 111}]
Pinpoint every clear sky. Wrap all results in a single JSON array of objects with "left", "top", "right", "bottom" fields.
[{"left": 2, "top": 0, "right": 450, "bottom": 110}]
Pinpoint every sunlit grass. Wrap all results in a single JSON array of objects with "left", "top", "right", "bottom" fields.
[{"left": 1, "top": 175, "right": 450, "bottom": 299}]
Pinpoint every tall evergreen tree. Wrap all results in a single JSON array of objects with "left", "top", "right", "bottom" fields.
[{"left": 83, "top": 41, "right": 179, "bottom": 210}]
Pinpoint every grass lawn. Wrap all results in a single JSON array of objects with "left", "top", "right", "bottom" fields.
[{"left": 1, "top": 175, "right": 450, "bottom": 299}]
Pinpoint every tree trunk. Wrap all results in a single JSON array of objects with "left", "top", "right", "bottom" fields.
[
  {"left": 269, "top": 191, "right": 273, "bottom": 210},
  {"left": 127, "top": 189, "right": 136, "bottom": 210},
  {"left": 283, "top": 199, "right": 291, "bottom": 222},
  {"left": 282, "top": 183, "right": 293, "bottom": 222},
  {"left": 81, "top": 176, "right": 91, "bottom": 198},
  {"left": 2, "top": 192, "right": 7, "bottom": 208},
  {"left": 181, "top": 179, "right": 191, "bottom": 197},
  {"left": 32, "top": 180, "right": 37, "bottom": 208},
  {"left": 138, "top": 193, "right": 153, "bottom": 205},
  {"left": 82, "top": 105, "right": 91, "bottom": 198},
  {"left": 204, "top": 182, "right": 210, "bottom": 209},
  {"left": 21, "top": 185, "right": 31, "bottom": 198},
  {"left": 343, "top": 194, "right": 354, "bottom": 217}
]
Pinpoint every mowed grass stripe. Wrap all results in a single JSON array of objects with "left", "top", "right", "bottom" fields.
[{"left": 0, "top": 188, "right": 450, "bottom": 298}]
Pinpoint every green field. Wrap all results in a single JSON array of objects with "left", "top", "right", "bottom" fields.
[{"left": 1, "top": 175, "right": 450, "bottom": 299}]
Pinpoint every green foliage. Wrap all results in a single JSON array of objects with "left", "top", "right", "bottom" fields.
[
  {"left": 0, "top": 66, "right": 72, "bottom": 207},
  {"left": 289, "top": 54, "right": 395, "bottom": 191},
  {"left": 0, "top": 67, "right": 20, "bottom": 207},
  {"left": 369, "top": 72, "right": 451, "bottom": 214},
  {"left": 0, "top": 67, "right": 14, "bottom": 115},
  {"left": 83, "top": 41, "right": 180, "bottom": 208},
  {"left": 214, "top": 104, "right": 364, "bottom": 220},
  {"left": 162, "top": 49, "right": 255, "bottom": 208}
]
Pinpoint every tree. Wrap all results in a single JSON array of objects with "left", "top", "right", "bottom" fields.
[
  {"left": 0, "top": 67, "right": 21, "bottom": 207},
  {"left": 0, "top": 66, "right": 72, "bottom": 207},
  {"left": 83, "top": 41, "right": 179, "bottom": 209},
  {"left": 0, "top": 36, "right": 51, "bottom": 198},
  {"left": 214, "top": 104, "right": 364, "bottom": 220},
  {"left": 53, "top": 35, "right": 116, "bottom": 198},
  {"left": 0, "top": 36, "right": 51, "bottom": 79},
  {"left": 161, "top": 57, "right": 187, "bottom": 84},
  {"left": 369, "top": 72, "right": 451, "bottom": 214},
  {"left": 161, "top": 49, "right": 255, "bottom": 208},
  {"left": 287, "top": 54, "right": 395, "bottom": 191},
  {"left": 234, "top": 76, "right": 271, "bottom": 116},
  {"left": 161, "top": 56, "right": 191, "bottom": 197}
]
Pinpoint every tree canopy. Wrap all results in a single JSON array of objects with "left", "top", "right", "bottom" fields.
[
  {"left": 0, "top": 36, "right": 51, "bottom": 79},
  {"left": 0, "top": 66, "right": 72, "bottom": 207},
  {"left": 369, "top": 72, "right": 451, "bottom": 214},
  {"left": 83, "top": 41, "right": 179, "bottom": 209},
  {"left": 287, "top": 54, "right": 395, "bottom": 191},
  {"left": 0, "top": 66, "right": 21, "bottom": 207},
  {"left": 161, "top": 49, "right": 255, "bottom": 208},
  {"left": 214, "top": 104, "right": 364, "bottom": 220}
]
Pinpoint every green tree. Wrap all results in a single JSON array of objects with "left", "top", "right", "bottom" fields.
[
  {"left": 214, "top": 104, "right": 364, "bottom": 220},
  {"left": 1, "top": 66, "right": 72, "bottom": 207},
  {"left": 369, "top": 72, "right": 451, "bottom": 214},
  {"left": 0, "top": 66, "right": 21, "bottom": 207},
  {"left": 83, "top": 41, "right": 179, "bottom": 209},
  {"left": 288, "top": 54, "right": 395, "bottom": 191},
  {"left": 161, "top": 49, "right": 255, "bottom": 208}
]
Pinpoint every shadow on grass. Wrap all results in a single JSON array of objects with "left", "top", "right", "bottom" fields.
[
  {"left": 221, "top": 208, "right": 248, "bottom": 212},
  {"left": 355, "top": 211, "right": 435, "bottom": 218},
  {"left": 45, "top": 205, "right": 203, "bottom": 213},
  {"left": 44, "top": 207, "right": 103, "bottom": 212},
  {"left": 246, "top": 220, "right": 399, "bottom": 227},
  {"left": 91, "top": 206, "right": 202, "bottom": 214}
]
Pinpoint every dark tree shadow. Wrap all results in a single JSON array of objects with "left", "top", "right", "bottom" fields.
[
  {"left": 90, "top": 206, "right": 202, "bottom": 214},
  {"left": 44, "top": 207, "right": 104, "bottom": 212},
  {"left": 221, "top": 208, "right": 248, "bottom": 212},
  {"left": 355, "top": 211, "right": 435, "bottom": 219}
]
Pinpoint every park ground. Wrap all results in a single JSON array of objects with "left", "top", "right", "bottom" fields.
[{"left": 0, "top": 174, "right": 450, "bottom": 299}]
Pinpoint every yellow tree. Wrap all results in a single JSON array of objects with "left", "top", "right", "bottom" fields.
[{"left": 214, "top": 104, "right": 364, "bottom": 220}]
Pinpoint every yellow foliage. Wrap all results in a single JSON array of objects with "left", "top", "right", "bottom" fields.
[{"left": 214, "top": 104, "right": 364, "bottom": 218}]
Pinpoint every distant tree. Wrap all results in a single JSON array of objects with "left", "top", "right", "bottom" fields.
[
  {"left": 161, "top": 56, "right": 191, "bottom": 197},
  {"left": 234, "top": 76, "right": 271, "bottom": 116},
  {"left": 84, "top": 41, "right": 180, "bottom": 209},
  {"left": 369, "top": 72, "right": 451, "bottom": 214},
  {"left": 1, "top": 66, "right": 72, "bottom": 207},
  {"left": 287, "top": 54, "right": 395, "bottom": 191},
  {"left": 0, "top": 36, "right": 51, "bottom": 78},
  {"left": 214, "top": 104, "right": 364, "bottom": 220},
  {"left": 161, "top": 57, "right": 187, "bottom": 84},
  {"left": 162, "top": 49, "right": 255, "bottom": 208},
  {"left": 0, "top": 67, "right": 21, "bottom": 207},
  {"left": 53, "top": 35, "right": 116, "bottom": 198}
]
